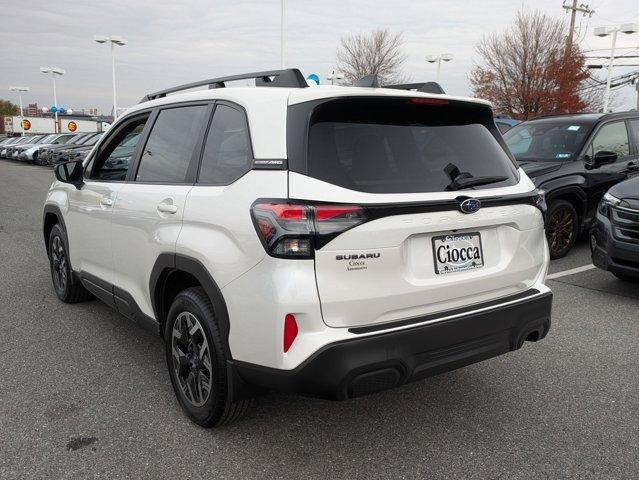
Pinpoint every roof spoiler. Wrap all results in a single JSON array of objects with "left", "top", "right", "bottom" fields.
[{"left": 139, "top": 68, "right": 308, "bottom": 103}]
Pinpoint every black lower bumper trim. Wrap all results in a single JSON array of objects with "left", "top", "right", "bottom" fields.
[{"left": 235, "top": 291, "right": 553, "bottom": 400}]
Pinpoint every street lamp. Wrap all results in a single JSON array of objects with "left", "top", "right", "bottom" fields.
[
  {"left": 327, "top": 71, "right": 345, "bottom": 85},
  {"left": 94, "top": 35, "right": 126, "bottom": 120},
  {"left": 280, "top": 1, "right": 285, "bottom": 68},
  {"left": 9, "top": 86, "right": 29, "bottom": 136},
  {"left": 426, "top": 53, "right": 453, "bottom": 82},
  {"left": 594, "top": 23, "right": 639, "bottom": 112},
  {"left": 40, "top": 67, "right": 65, "bottom": 133}
]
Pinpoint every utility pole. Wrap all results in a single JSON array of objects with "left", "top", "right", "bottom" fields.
[{"left": 563, "top": 1, "right": 594, "bottom": 53}]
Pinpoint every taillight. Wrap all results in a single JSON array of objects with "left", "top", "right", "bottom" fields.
[{"left": 251, "top": 200, "right": 368, "bottom": 259}]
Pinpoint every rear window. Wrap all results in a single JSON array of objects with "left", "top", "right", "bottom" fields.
[{"left": 292, "top": 97, "right": 518, "bottom": 194}]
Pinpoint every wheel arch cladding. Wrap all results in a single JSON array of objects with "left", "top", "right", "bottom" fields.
[
  {"left": 42, "top": 205, "right": 67, "bottom": 252},
  {"left": 150, "top": 253, "right": 232, "bottom": 356}
]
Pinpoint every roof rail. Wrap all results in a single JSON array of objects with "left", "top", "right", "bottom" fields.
[
  {"left": 353, "top": 75, "right": 446, "bottom": 94},
  {"left": 384, "top": 82, "right": 446, "bottom": 94},
  {"left": 139, "top": 68, "right": 308, "bottom": 103}
]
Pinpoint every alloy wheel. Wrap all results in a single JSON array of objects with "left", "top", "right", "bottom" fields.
[
  {"left": 547, "top": 206, "right": 575, "bottom": 254},
  {"left": 171, "top": 312, "right": 213, "bottom": 407},
  {"left": 51, "top": 235, "right": 68, "bottom": 293}
]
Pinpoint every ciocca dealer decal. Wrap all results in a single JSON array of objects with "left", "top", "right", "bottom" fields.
[{"left": 335, "top": 252, "right": 381, "bottom": 271}]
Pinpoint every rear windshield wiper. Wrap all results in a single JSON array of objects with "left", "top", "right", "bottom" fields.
[{"left": 446, "top": 175, "right": 508, "bottom": 191}]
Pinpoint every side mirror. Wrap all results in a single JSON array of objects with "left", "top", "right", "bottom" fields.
[
  {"left": 54, "top": 160, "right": 84, "bottom": 189},
  {"left": 592, "top": 150, "right": 618, "bottom": 168}
]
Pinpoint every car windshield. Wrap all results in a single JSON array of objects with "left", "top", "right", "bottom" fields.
[
  {"left": 83, "top": 134, "right": 103, "bottom": 146},
  {"left": 37, "top": 135, "right": 56, "bottom": 144},
  {"left": 504, "top": 121, "right": 593, "bottom": 162},
  {"left": 77, "top": 134, "right": 96, "bottom": 145},
  {"left": 25, "top": 135, "right": 45, "bottom": 144}
]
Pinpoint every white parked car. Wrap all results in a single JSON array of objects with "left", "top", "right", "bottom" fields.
[{"left": 43, "top": 69, "right": 552, "bottom": 427}]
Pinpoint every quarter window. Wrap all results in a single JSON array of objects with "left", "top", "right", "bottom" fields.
[
  {"left": 198, "top": 104, "right": 252, "bottom": 185},
  {"left": 135, "top": 105, "right": 208, "bottom": 183},
  {"left": 587, "top": 122, "right": 630, "bottom": 159}
]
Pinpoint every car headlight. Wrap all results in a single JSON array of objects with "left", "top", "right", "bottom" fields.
[{"left": 598, "top": 192, "right": 620, "bottom": 217}]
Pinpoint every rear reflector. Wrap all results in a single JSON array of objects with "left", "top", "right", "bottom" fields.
[{"left": 283, "top": 314, "right": 298, "bottom": 353}]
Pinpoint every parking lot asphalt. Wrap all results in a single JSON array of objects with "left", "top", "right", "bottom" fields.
[{"left": 0, "top": 159, "right": 637, "bottom": 480}]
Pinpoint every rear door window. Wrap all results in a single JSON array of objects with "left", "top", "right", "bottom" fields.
[
  {"left": 135, "top": 105, "right": 209, "bottom": 183},
  {"left": 297, "top": 97, "right": 519, "bottom": 194}
]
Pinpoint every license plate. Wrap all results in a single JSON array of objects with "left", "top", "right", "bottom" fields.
[{"left": 432, "top": 232, "right": 484, "bottom": 275}]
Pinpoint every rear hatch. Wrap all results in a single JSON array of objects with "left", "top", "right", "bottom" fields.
[{"left": 286, "top": 95, "right": 546, "bottom": 329}]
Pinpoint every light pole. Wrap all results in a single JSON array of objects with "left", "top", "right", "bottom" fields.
[
  {"left": 426, "top": 53, "right": 453, "bottom": 82},
  {"left": 327, "top": 71, "right": 344, "bottom": 85},
  {"left": 94, "top": 35, "right": 127, "bottom": 120},
  {"left": 594, "top": 23, "right": 639, "bottom": 112},
  {"left": 40, "top": 67, "right": 65, "bottom": 133},
  {"left": 9, "top": 86, "right": 29, "bottom": 136},
  {"left": 280, "top": 0, "right": 285, "bottom": 68}
]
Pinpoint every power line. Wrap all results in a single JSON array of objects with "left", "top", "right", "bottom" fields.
[{"left": 563, "top": 0, "right": 595, "bottom": 52}]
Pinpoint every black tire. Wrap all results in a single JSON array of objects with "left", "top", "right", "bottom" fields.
[
  {"left": 48, "top": 224, "right": 93, "bottom": 303},
  {"left": 165, "top": 287, "right": 253, "bottom": 427},
  {"left": 546, "top": 200, "right": 579, "bottom": 259}
]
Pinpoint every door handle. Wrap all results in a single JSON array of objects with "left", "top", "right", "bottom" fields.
[
  {"left": 100, "top": 197, "right": 114, "bottom": 207},
  {"left": 157, "top": 203, "right": 178, "bottom": 214}
]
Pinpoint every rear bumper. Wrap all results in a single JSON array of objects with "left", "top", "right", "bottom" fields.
[{"left": 234, "top": 290, "right": 553, "bottom": 400}]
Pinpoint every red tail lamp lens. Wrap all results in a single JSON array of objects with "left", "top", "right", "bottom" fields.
[
  {"left": 283, "top": 314, "right": 298, "bottom": 353},
  {"left": 250, "top": 201, "right": 368, "bottom": 259}
]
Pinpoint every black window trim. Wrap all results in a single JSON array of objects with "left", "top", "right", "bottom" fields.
[
  {"left": 128, "top": 100, "right": 215, "bottom": 185},
  {"left": 194, "top": 99, "right": 256, "bottom": 187},
  {"left": 84, "top": 110, "right": 154, "bottom": 183}
]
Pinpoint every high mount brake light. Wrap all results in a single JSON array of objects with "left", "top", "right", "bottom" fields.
[
  {"left": 407, "top": 97, "right": 449, "bottom": 106},
  {"left": 251, "top": 201, "right": 368, "bottom": 259}
]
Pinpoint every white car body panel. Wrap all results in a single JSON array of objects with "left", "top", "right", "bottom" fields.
[{"left": 110, "top": 183, "right": 193, "bottom": 317}]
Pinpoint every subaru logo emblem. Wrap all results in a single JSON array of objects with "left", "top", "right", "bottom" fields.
[{"left": 459, "top": 198, "right": 481, "bottom": 214}]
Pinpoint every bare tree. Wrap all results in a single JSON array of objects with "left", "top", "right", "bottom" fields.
[
  {"left": 336, "top": 29, "right": 408, "bottom": 85},
  {"left": 470, "top": 10, "right": 598, "bottom": 119}
]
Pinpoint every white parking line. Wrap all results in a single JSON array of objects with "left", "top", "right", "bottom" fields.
[{"left": 546, "top": 264, "right": 596, "bottom": 280}]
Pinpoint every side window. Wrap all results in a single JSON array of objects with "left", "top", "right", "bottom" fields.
[
  {"left": 629, "top": 120, "right": 639, "bottom": 152},
  {"left": 90, "top": 116, "right": 148, "bottom": 181},
  {"left": 135, "top": 105, "right": 208, "bottom": 183},
  {"left": 587, "top": 122, "right": 630, "bottom": 159},
  {"left": 198, "top": 104, "right": 252, "bottom": 185}
]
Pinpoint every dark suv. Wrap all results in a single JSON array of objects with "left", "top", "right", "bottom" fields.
[
  {"left": 504, "top": 112, "right": 639, "bottom": 258},
  {"left": 591, "top": 177, "right": 639, "bottom": 281}
]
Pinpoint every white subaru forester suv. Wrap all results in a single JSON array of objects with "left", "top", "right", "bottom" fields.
[{"left": 43, "top": 69, "right": 552, "bottom": 427}]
